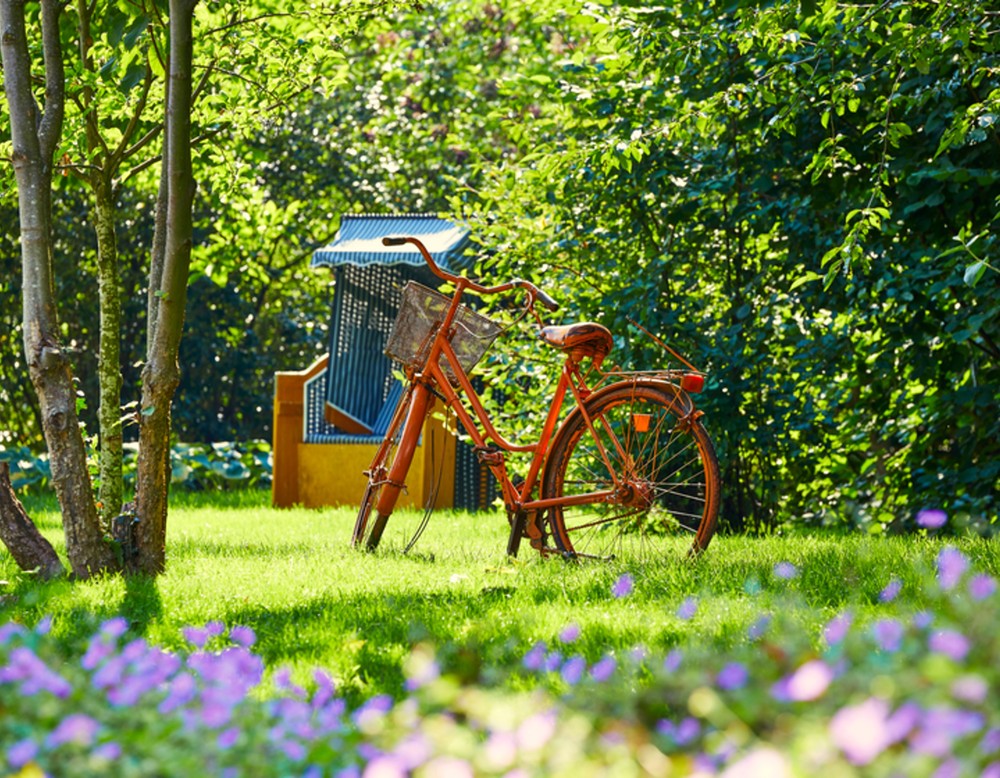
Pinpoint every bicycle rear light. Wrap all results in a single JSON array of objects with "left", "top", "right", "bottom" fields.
[
  {"left": 680, "top": 374, "right": 705, "bottom": 393},
  {"left": 632, "top": 413, "right": 651, "bottom": 432}
]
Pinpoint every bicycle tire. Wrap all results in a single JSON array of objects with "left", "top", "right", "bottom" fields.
[
  {"left": 352, "top": 384, "right": 415, "bottom": 550},
  {"left": 541, "top": 382, "right": 720, "bottom": 561}
]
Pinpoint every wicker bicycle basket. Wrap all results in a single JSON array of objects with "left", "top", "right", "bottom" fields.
[{"left": 385, "top": 281, "right": 502, "bottom": 383}]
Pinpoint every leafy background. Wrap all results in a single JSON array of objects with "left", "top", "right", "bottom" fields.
[{"left": 1, "top": 0, "right": 997, "bottom": 533}]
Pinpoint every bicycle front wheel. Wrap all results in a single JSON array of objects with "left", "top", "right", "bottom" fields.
[
  {"left": 541, "top": 382, "right": 720, "bottom": 561},
  {"left": 352, "top": 383, "right": 415, "bottom": 550}
]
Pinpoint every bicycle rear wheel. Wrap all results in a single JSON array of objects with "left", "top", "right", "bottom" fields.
[
  {"left": 542, "top": 382, "right": 720, "bottom": 561},
  {"left": 352, "top": 384, "right": 415, "bottom": 550}
]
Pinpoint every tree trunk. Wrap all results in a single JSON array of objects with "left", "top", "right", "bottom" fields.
[
  {"left": 0, "top": 0, "right": 118, "bottom": 579},
  {"left": 76, "top": 0, "right": 124, "bottom": 527},
  {"left": 0, "top": 464, "right": 65, "bottom": 579},
  {"left": 134, "top": 0, "right": 200, "bottom": 575},
  {"left": 94, "top": 175, "right": 125, "bottom": 525}
]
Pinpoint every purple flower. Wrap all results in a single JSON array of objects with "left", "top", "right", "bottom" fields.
[
  {"left": 92, "top": 741, "right": 122, "bottom": 761},
  {"left": 663, "top": 649, "right": 682, "bottom": 673},
  {"left": 916, "top": 509, "right": 948, "bottom": 529},
  {"left": 878, "top": 578, "right": 902, "bottom": 603},
  {"left": 558, "top": 623, "right": 581, "bottom": 644},
  {"left": 932, "top": 759, "right": 961, "bottom": 778},
  {"left": 969, "top": 574, "right": 997, "bottom": 601},
  {"left": 951, "top": 675, "right": 988, "bottom": 704},
  {"left": 560, "top": 656, "right": 586, "bottom": 685},
  {"left": 590, "top": 656, "right": 617, "bottom": 682},
  {"left": 182, "top": 626, "right": 209, "bottom": 648},
  {"left": 35, "top": 615, "right": 52, "bottom": 635},
  {"left": 773, "top": 561, "right": 798, "bottom": 580},
  {"left": 206, "top": 620, "right": 226, "bottom": 637},
  {"left": 100, "top": 618, "right": 129, "bottom": 639},
  {"left": 542, "top": 650, "right": 563, "bottom": 673},
  {"left": 229, "top": 625, "right": 256, "bottom": 648},
  {"left": 522, "top": 641, "right": 546, "bottom": 671},
  {"left": 886, "top": 702, "right": 921, "bottom": 744},
  {"left": 912, "top": 611, "right": 935, "bottom": 629},
  {"left": 911, "top": 707, "right": 985, "bottom": 757},
  {"left": 676, "top": 596, "right": 698, "bottom": 620},
  {"left": 218, "top": 728, "right": 240, "bottom": 749},
  {"left": 716, "top": 662, "right": 748, "bottom": 691},
  {"left": 7, "top": 739, "right": 38, "bottom": 768},
  {"left": 829, "top": 697, "right": 890, "bottom": 765},
  {"left": 0, "top": 622, "right": 26, "bottom": 644},
  {"left": 928, "top": 630, "right": 971, "bottom": 662},
  {"left": 982, "top": 762, "right": 1000, "bottom": 778},
  {"left": 871, "top": 618, "right": 904, "bottom": 652},
  {"left": 747, "top": 615, "right": 771, "bottom": 640},
  {"left": 4, "top": 646, "right": 73, "bottom": 698},
  {"left": 936, "top": 547, "right": 968, "bottom": 590},
  {"left": 611, "top": 573, "right": 634, "bottom": 598},
  {"left": 824, "top": 611, "right": 852, "bottom": 646},
  {"left": 981, "top": 728, "right": 1000, "bottom": 755},
  {"left": 657, "top": 717, "right": 701, "bottom": 746},
  {"left": 46, "top": 713, "right": 100, "bottom": 748},
  {"left": 159, "top": 672, "right": 197, "bottom": 714}
]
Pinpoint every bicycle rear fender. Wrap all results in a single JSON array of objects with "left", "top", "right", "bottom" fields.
[{"left": 541, "top": 379, "right": 696, "bottom": 492}]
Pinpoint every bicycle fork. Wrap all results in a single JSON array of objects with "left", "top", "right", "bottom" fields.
[{"left": 372, "top": 382, "right": 434, "bottom": 534}]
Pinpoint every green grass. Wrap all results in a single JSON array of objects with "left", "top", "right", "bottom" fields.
[{"left": 2, "top": 490, "right": 998, "bottom": 706}]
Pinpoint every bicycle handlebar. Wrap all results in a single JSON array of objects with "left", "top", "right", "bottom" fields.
[{"left": 381, "top": 235, "right": 560, "bottom": 312}]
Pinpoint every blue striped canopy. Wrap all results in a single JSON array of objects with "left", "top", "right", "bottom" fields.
[{"left": 311, "top": 214, "right": 472, "bottom": 271}]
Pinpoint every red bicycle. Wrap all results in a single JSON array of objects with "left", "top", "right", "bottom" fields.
[{"left": 352, "top": 236, "right": 721, "bottom": 561}]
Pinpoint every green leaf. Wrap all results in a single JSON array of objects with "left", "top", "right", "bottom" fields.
[
  {"left": 789, "top": 271, "right": 823, "bottom": 291},
  {"left": 963, "top": 260, "right": 986, "bottom": 287}
]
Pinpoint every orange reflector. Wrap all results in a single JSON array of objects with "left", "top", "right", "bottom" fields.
[
  {"left": 681, "top": 374, "right": 705, "bottom": 393},
  {"left": 632, "top": 413, "right": 651, "bottom": 432}
]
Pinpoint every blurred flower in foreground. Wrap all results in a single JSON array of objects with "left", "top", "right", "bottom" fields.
[
  {"left": 676, "top": 596, "right": 698, "bottom": 620},
  {"left": 824, "top": 611, "right": 852, "bottom": 647},
  {"left": 558, "top": 623, "right": 581, "bottom": 644},
  {"left": 916, "top": 509, "right": 948, "bottom": 529},
  {"left": 611, "top": 574, "right": 634, "bottom": 598},
  {"left": 773, "top": 659, "right": 833, "bottom": 702},
  {"left": 717, "top": 662, "right": 748, "bottom": 691},
  {"left": 871, "top": 619, "right": 904, "bottom": 652},
  {"left": 969, "top": 574, "right": 997, "bottom": 601},
  {"left": 773, "top": 562, "right": 798, "bottom": 580},
  {"left": 879, "top": 578, "right": 902, "bottom": 603},
  {"left": 720, "top": 746, "right": 792, "bottom": 778},
  {"left": 936, "top": 547, "right": 969, "bottom": 590},
  {"left": 829, "top": 697, "right": 890, "bottom": 765},
  {"left": 928, "top": 630, "right": 971, "bottom": 662}
]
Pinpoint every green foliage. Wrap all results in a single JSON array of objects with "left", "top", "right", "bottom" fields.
[
  {"left": 0, "top": 442, "right": 271, "bottom": 495},
  {"left": 446, "top": 0, "right": 1000, "bottom": 533}
]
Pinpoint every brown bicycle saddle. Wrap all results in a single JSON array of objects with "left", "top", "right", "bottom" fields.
[{"left": 539, "top": 322, "right": 613, "bottom": 363}]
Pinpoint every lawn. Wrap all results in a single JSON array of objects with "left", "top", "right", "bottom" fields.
[{"left": 2, "top": 491, "right": 998, "bottom": 775}]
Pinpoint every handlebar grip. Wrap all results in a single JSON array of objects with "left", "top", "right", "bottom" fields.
[
  {"left": 536, "top": 288, "right": 560, "bottom": 312},
  {"left": 382, "top": 237, "right": 407, "bottom": 246}
]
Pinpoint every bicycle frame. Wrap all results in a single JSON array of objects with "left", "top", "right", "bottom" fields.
[{"left": 397, "top": 280, "right": 626, "bottom": 549}]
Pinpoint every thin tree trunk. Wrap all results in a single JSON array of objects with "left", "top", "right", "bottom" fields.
[
  {"left": 0, "top": 464, "right": 65, "bottom": 579},
  {"left": 94, "top": 175, "right": 125, "bottom": 525},
  {"left": 0, "top": 0, "right": 118, "bottom": 578},
  {"left": 134, "top": 0, "right": 200, "bottom": 575},
  {"left": 77, "top": 0, "right": 124, "bottom": 527}
]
